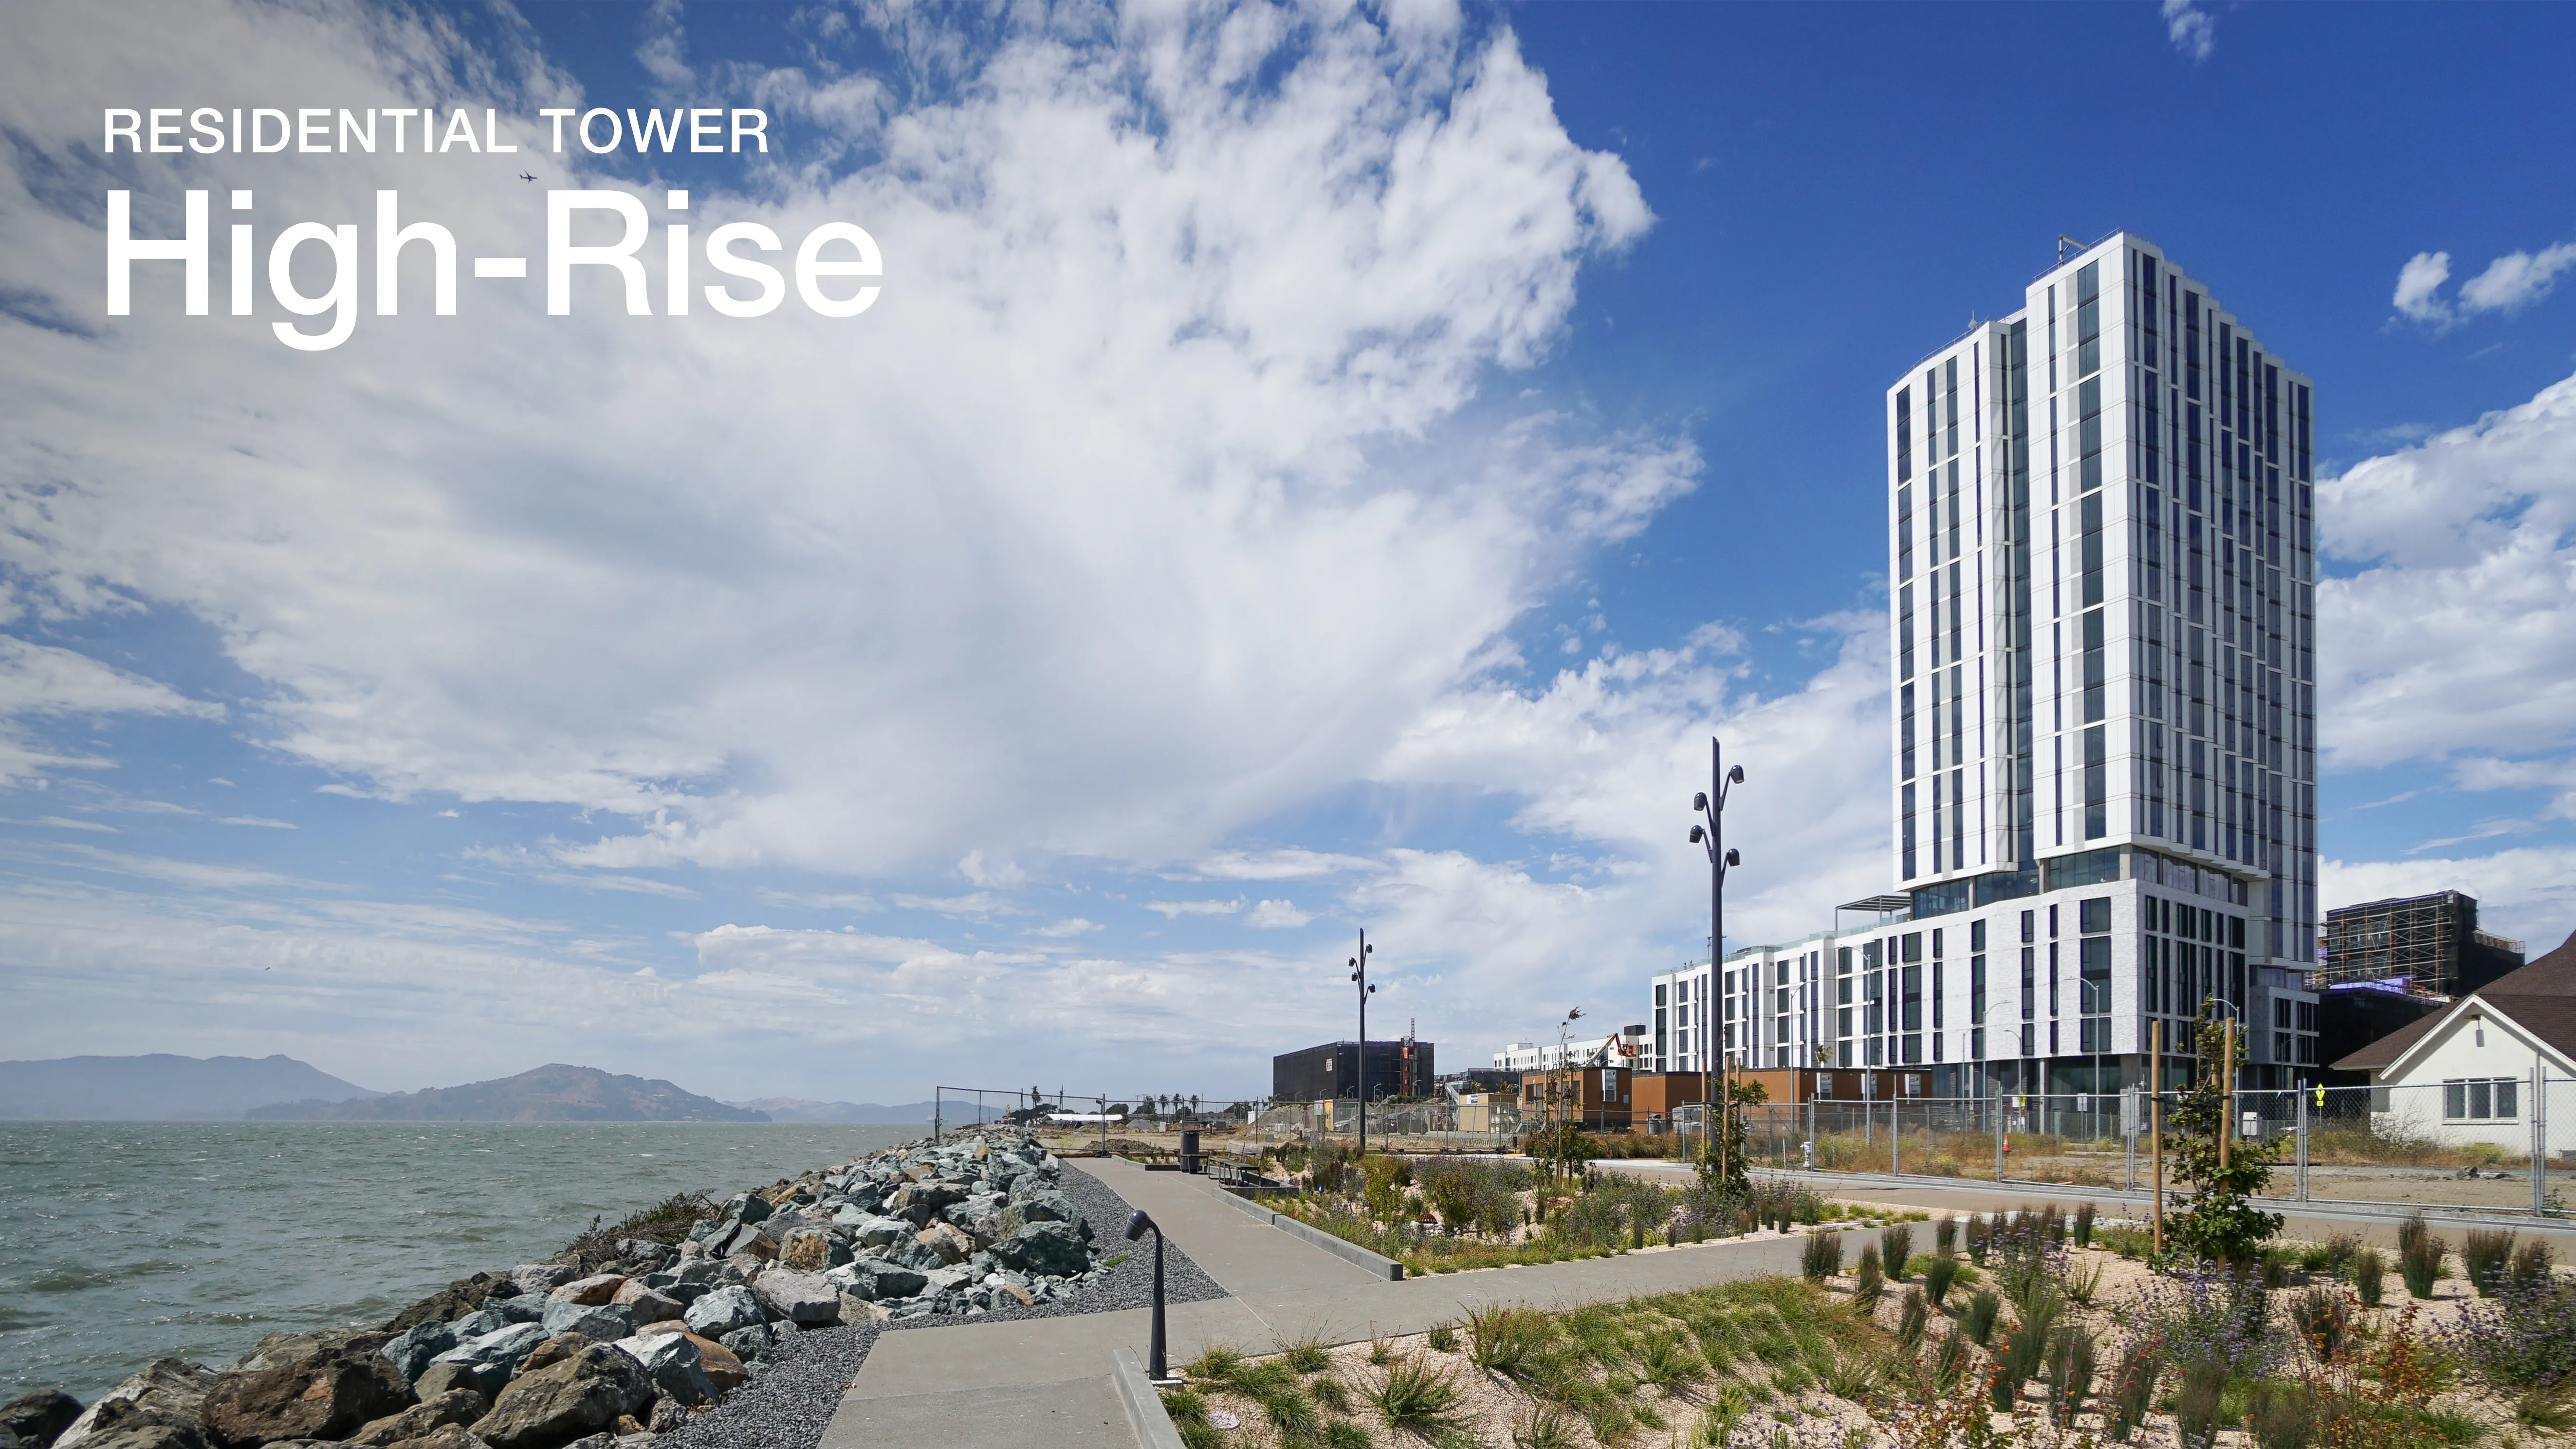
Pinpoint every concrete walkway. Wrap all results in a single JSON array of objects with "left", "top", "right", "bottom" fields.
[{"left": 818, "top": 1159, "right": 1809, "bottom": 1449}]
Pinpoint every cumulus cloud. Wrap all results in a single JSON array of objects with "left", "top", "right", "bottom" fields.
[
  {"left": 1245, "top": 898, "right": 1311, "bottom": 928},
  {"left": 2324, "top": 847, "right": 2576, "bottom": 957},
  {"left": 2160, "top": 0, "right": 2215, "bottom": 61},
  {"left": 2391, "top": 241, "right": 2576, "bottom": 327},
  {"left": 2318, "top": 371, "right": 2576, "bottom": 769},
  {"left": 0, "top": 0, "right": 1665, "bottom": 892}
]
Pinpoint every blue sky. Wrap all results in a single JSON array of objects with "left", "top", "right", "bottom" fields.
[{"left": 3, "top": 0, "right": 2573, "bottom": 1101}]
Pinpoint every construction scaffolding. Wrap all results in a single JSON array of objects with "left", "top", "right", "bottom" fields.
[{"left": 2316, "top": 889, "right": 2520, "bottom": 993}]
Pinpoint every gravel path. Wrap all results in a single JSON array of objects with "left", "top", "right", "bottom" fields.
[{"left": 659, "top": 1159, "right": 1224, "bottom": 1449}]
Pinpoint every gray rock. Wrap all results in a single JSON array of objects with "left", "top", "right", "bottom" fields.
[
  {"left": 3, "top": 1391, "right": 85, "bottom": 1449},
  {"left": 713, "top": 1324, "right": 773, "bottom": 1362},
  {"left": 922, "top": 1264, "right": 979, "bottom": 1296},
  {"left": 988, "top": 1221, "right": 1089, "bottom": 1278},
  {"left": 826, "top": 1258, "right": 926, "bottom": 1302},
  {"left": 607, "top": 1337, "right": 713, "bottom": 1407},
  {"left": 342, "top": 1389, "right": 487, "bottom": 1448},
  {"left": 426, "top": 1324, "right": 548, "bottom": 1400},
  {"left": 537, "top": 1300, "right": 635, "bottom": 1344},
  {"left": 680, "top": 1286, "right": 763, "bottom": 1339},
  {"left": 828, "top": 1206, "right": 870, "bottom": 1227},
  {"left": 471, "top": 1344, "right": 646, "bottom": 1449},
  {"left": 720, "top": 1193, "right": 772, "bottom": 1225},
  {"left": 405, "top": 1363, "right": 484, "bottom": 1407},
  {"left": 379, "top": 1321, "right": 457, "bottom": 1383},
  {"left": 848, "top": 1216, "right": 912, "bottom": 1251},
  {"left": 54, "top": 1361, "right": 214, "bottom": 1449},
  {"left": 506, "top": 1265, "right": 576, "bottom": 1298},
  {"left": 749, "top": 1269, "right": 840, "bottom": 1326}
]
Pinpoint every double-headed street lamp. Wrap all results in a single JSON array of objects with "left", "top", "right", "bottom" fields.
[
  {"left": 1350, "top": 930, "right": 1376, "bottom": 1156},
  {"left": 1689, "top": 737, "right": 1744, "bottom": 1178}
]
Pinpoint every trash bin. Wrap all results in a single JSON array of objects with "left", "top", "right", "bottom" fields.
[{"left": 1180, "top": 1129, "right": 1201, "bottom": 1174}]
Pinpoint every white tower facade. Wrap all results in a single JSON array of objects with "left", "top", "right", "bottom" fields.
[{"left": 1879, "top": 234, "right": 2319, "bottom": 1092}]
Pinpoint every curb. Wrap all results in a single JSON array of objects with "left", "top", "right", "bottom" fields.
[
  {"left": 1112, "top": 1346, "right": 1185, "bottom": 1449},
  {"left": 1209, "top": 1183, "right": 1405, "bottom": 1280}
]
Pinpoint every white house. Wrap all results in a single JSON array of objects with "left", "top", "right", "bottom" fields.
[{"left": 2332, "top": 929, "right": 2576, "bottom": 1154}]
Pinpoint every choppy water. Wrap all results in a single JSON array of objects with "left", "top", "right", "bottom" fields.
[{"left": 0, "top": 1120, "right": 925, "bottom": 1404}]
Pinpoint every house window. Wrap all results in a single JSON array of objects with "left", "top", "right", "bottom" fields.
[{"left": 2444, "top": 1078, "right": 2520, "bottom": 1121}]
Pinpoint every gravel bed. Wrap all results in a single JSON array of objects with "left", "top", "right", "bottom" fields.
[{"left": 659, "top": 1158, "right": 1224, "bottom": 1449}]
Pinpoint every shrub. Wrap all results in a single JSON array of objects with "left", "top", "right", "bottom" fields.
[
  {"left": 2445, "top": 1271, "right": 2576, "bottom": 1389},
  {"left": 2042, "top": 1323, "right": 2097, "bottom": 1425},
  {"left": 1924, "top": 1254, "right": 1958, "bottom": 1307},
  {"left": 2290, "top": 1285, "right": 2351, "bottom": 1362},
  {"left": 1854, "top": 1244, "right": 1885, "bottom": 1306},
  {"left": 1512, "top": 1402, "right": 1579, "bottom": 1449},
  {"left": 2142, "top": 1259, "right": 2282, "bottom": 1380},
  {"left": 2103, "top": 1335, "right": 2161, "bottom": 1443},
  {"left": 1366, "top": 1357, "right": 1461, "bottom": 1432},
  {"left": 2352, "top": 1248, "right": 2385, "bottom": 1308},
  {"left": 1468, "top": 1304, "right": 1548, "bottom": 1379},
  {"left": 1881, "top": 1224, "right": 1914, "bottom": 1281},
  {"left": 2514, "top": 1238, "right": 2557, "bottom": 1294},
  {"left": 2073, "top": 1200, "right": 2096, "bottom": 1248},
  {"left": 1967, "top": 1212, "right": 1992, "bottom": 1265},
  {"left": 2246, "top": 1379, "right": 2316, "bottom": 1449},
  {"left": 1896, "top": 1287, "right": 1929, "bottom": 1348},
  {"left": 2466, "top": 1228, "right": 2518, "bottom": 1297},
  {"left": 1425, "top": 1321, "right": 1457, "bottom": 1354},
  {"left": 2261, "top": 1245, "right": 2294, "bottom": 1289},
  {"left": 2398, "top": 1213, "right": 2447, "bottom": 1299},
  {"left": 1802, "top": 1230, "right": 1842, "bottom": 1283},
  {"left": 1934, "top": 1212, "right": 1957, "bottom": 1258},
  {"left": 2173, "top": 1357, "right": 2227, "bottom": 1449},
  {"left": 1962, "top": 1289, "right": 2000, "bottom": 1345},
  {"left": 1277, "top": 1332, "right": 1332, "bottom": 1374}
]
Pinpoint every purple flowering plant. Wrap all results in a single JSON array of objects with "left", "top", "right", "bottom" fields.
[
  {"left": 2139, "top": 1257, "right": 2284, "bottom": 1378},
  {"left": 2445, "top": 1270, "right": 2576, "bottom": 1389}
]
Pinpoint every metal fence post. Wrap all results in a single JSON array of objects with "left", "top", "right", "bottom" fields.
[
  {"left": 1994, "top": 1084, "right": 2005, "bottom": 1183},
  {"left": 1891, "top": 1096, "right": 1900, "bottom": 1176},
  {"left": 2296, "top": 1086, "right": 2308, "bottom": 1203},
  {"left": 2536, "top": 1059, "right": 2548, "bottom": 1216}
]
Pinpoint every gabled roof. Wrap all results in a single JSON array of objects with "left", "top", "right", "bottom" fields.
[{"left": 2331, "top": 929, "right": 2576, "bottom": 1076}]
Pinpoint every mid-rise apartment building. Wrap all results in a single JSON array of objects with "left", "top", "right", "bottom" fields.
[{"left": 1650, "top": 235, "right": 2320, "bottom": 1094}]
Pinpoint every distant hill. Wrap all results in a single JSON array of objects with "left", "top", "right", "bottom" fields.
[
  {"left": 247, "top": 1064, "right": 769, "bottom": 1122},
  {"left": 729, "top": 1097, "right": 1006, "bottom": 1124},
  {"left": 0, "top": 1054, "right": 383, "bottom": 1120}
]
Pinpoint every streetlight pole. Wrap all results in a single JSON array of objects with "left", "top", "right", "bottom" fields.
[
  {"left": 1350, "top": 931, "right": 1376, "bottom": 1156},
  {"left": 1690, "top": 737, "right": 1745, "bottom": 1184}
]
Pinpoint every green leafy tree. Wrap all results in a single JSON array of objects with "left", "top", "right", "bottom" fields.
[{"left": 2166, "top": 1009, "right": 2284, "bottom": 1265}]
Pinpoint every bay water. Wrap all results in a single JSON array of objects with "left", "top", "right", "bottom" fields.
[{"left": 0, "top": 1120, "right": 925, "bottom": 1404}]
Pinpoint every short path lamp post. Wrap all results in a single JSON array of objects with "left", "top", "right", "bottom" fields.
[{"left": 1125, "top": 1210, "right": 1170, "bottom": 1381}]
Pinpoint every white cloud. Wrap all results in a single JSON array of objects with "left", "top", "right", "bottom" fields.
[
  {"left": 1031, "top": 917, "right": 1105, "bottom": 937},
  {"left": 1246, "top": 898, "right": 1312, "bottom": 928},
  {"left": 2460, "top": 243, "right": 2576, "bottom": 315},
  {"left": 2318, "top": 370, "right": 2576, "bottom": 769},
  {"left": 1145, "top": 898, "right": 1244, "bottom": 918},
  {"left": 1189, "top": 850, "right": 1384, "bottom": 881},
  {"left": 2391, "top": 241, "right": 2576, "bottom": 328},
  {"left": 217, "top": 816, "right": 298, "bottom": 829},
  {"left": 0, "top": 0, "right": 1666, "bottom": 888},
  {"left": 2393, "top": 251, "right": 2452, "bottom": 324},
  {"left": 2160, "top": 0, "right": 2215, "bottom": 61}
]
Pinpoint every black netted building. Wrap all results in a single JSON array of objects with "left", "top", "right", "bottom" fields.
[{"left": 1272, "top": 1040, "right": 1436, "bottom": 1102}]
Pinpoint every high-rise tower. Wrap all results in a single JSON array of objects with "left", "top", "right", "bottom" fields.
[{"left": 1881, "top": 234, "right": 2319, "bottom": 1090}]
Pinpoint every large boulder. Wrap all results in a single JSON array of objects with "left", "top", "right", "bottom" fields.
[
  {"left": 60, "top": 1403, "right": 209, "bottom": 1449},
  {"left": 469, "top": 1344, "right": 646, "bottom": 1449},
  {"left": 999, "top": 1189, "right": 1084, "bottom": 1236},
  {"left": 380, "top": 1322, "right": 458, "bottom": 1383},
  {"left": 912, "top": 1223, "right": 975, "bottom": 1265},
  {"left": 826, "top": 1258, "right": 926, "bottom": 1303},
  {"left": 606, "top": 1283, "right": 681, "bottom": 1325},
  {"left": 505, "top": 1266, "right": 576, "bottom": 1299},
  {"left": 987, "top": 1221, "right": 1088, "bottom": 1279},
  {"left": 377, "top": 1427, "right": 482, "bottom": 1449},
  {"left": 776, "top": 1228, "right": 846, "bottom": 1274},
  {"left": 535, "top": 1301, "right": 632, "bottom": 1345},
  {"left": 679, "top": 1286, "right": 763, "bottom": 1339},
  {"left": 426, "top": 1325, "right": 548, "bottom": 1400},
  {"left": 749, "top": 1270, "right": 839, "bottom": 1326},
  {"left": 847, "top": 1217, "right": 912, "bottom": 1251},
  {"left": 200, "top": 1335, "right": 413, "bottom": 1448},
  {"left": 1, "top": 1391, "right": 85, "bottom": 1449},
  {"left": 544, "top": 1277, "right": 624, "bottom": 1309},
  {"left": 606, "top": 1336, "right": 713, "bottom": 1407},
  {"left": 382, "top": 1273, "right": 518, "bottom": 1334},
  {"left": 885, "top": 1182, "right": 966, "bottom": 1226},
  {"left": 719, "top": 1194, "right": 771, "bottom": 1225},
  {"left": 55, "top": 1361, "right": 216, "bottom": 1449},
  {"left": 343, "top": 1390, "right": 487, "bottom": 1448},
  {"left": 403, "top": 1366, "right": 482, "bottom": 1408},
  {"left": 680, "top": 1337, "right": 745, "bottom": 1396}
]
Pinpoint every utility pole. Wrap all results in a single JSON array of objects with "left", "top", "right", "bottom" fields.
[
  {"left": 2151, "top": 1019, "right": 2164, "bottom": 1257},
  {"left": 1690, "top": 737, "right": 1745, "bottom": 1188},
  {"left": 1350, "top": 930, "right": 1375, "bottom": 1156}
]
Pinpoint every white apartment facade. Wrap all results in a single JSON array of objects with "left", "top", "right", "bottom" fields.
[
  {"left": 1648, "top": 236, "right": 2321, "bottom": 1097},
  {"left": 1492, "top": 1034, "right": 1632, "bottom": 1072}
]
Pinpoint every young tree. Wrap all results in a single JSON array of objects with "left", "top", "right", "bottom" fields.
[
  {"left": 1697, "top": 1076, "right": 1769, "bottom": 1197},
  {"left": 2166, "top": 1009, "right": 2284, "bottom": 1264}
]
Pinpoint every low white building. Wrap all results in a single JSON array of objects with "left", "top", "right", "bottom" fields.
[
  {"left": 2333, "top": 930, "right": 2576, "bottom": 1153},
  {"left": 1493, "top": 1031, "right": 1639, "bottom": 1073}
]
